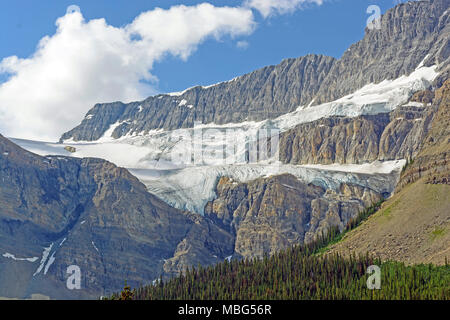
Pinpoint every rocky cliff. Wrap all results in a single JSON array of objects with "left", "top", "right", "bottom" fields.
[
  {"left": 204, "top": 174, "right": 383, "bottom": 260},
  {"left": 314, "top": 0, "right": 449, "bottom": 104},
  {"left": 279, "top": 101, "right": 436, "bottom": 165},
  {"left": 0, "top": 135, "right": 233, "bottom": 299},
  {"left": 60, "top": 0, "right": 449, "bottom": 142},
  {"left": 397, "top": 79, "right": 450, "bottom": 189},
  {"left": 327, "top": 79, "right": 450, "bottom": 266},
  {"left": 60, "top": 54, "right": 336, "bottom": 142}
]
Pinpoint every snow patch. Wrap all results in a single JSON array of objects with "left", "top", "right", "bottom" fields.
[
  {"left": 92, "top": 241, "right": 99, "bottom": 253},
  {"left": 43, "top": 251, "right": 56, "bottom": 275},
  {"left": 2, "top": 253, "right": 39, "bottom": 263},
  {"left": 33, "top": 243, "right": 54, "bottom": 276},
  {"left": 403, "top": 101, "right": 425, "bottom": 108}
]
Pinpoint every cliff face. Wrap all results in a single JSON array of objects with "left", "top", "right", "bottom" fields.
[
  {"left": 204, "top": 174, "right": 382, "bottom": 260},
  {"left": 314, "top": 0, "right": 450, "bottom": 104},
  {"left": 0, "top": 135, "right": 233, "bottom": 299},
  {"left": 327, "top": 79, "right": 450, "bottom": 266},
  {"left": 279, "top": 114, "right": 390, "bottom": 165},
  {"left": 60, "top": 55, "right": 336, "bottom": 142},
  {"left": 60, "top": 1, "right": 449, "bottom": 142},
  {"left": 397, "top": 79, "right": 450, "bottom": 189},
  {"left": 279, "top": 102, "right": 436, "bottom": 165}
]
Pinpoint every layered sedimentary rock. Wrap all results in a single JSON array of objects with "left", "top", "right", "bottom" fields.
[
  {"left": 204, "top": 174, "right": 382, "bottom": 259},
  {"left": 0, "top": 135, "right": 233, "bottom": 299},
  {"left": 397, "top": 79, "right": 450, "bottom": 189},
  {"left": 279, "top": 99, "right": 438, "bottom": 165},
  {"left": 60, "top": 55, "right": 336, "bottom": 142},
  {"left": 60, "top": 1, "right": 449, "bottom": 142},
  {"left": 313, "top": 0, "right": 449, "bottom": 104}
]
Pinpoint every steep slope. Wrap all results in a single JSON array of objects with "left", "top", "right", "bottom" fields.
[
  {"left": 314, "top": 0, "right": 449, "bottom": 104},
  {"left": 60, "top": 0, "right": 448, "bottom": 142},
  {"left": 279, "top": 100, "right": 436, "bottom": 165},
  {"left": 327, "top": 80, "right": 450, "bottom": 265},
  {"left": 60, "top": 54, "right": 336, "bottom": 141},
  {"left": 204, "top": 174, "right": 383, "bottom": 260},
  {"left": 0, "top": 135, "right": 233, "bottom": 299},
  {"left": 326, "top": 179, "right": 449, "bottom": 265}
]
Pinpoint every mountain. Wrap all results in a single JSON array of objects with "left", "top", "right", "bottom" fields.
[
  {"left": 117, "top": 225, "right": 450, "bottom": 300},
  {"left": 0, "top": 134, "right": 234, "bottom": 299},
  {"left": 204, "top": 174, "right": 383, "bottom": 260},
  {"left": 278, "top": 94, "right": 436, "bottom": 165},
  {"left": 60, "top": 0, "right": 449, "bottom": 143},
  {"left": 314, "top": 0, "right": 450, "bottom": 104},
  {"left": 1, "top": 0, "right": 449, "bottom": 299},
  {"left": 327, "top": 79, "right": 450, "bottom": 265},
  {"left": 60, "top": 54, "right": 336, "bottom": 142}
]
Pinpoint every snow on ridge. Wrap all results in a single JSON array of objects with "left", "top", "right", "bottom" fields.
[
  {"left": 167, "top": 85, "right": 196, "bottom": 97},
  {"left": 92, "top": 241, "right": 100, "bottom": 253},
  {"left": 417, "top": 54, "right": 430, "bottom": 69},
  {"left": 167, "top": 76, "right": 239, "bottom": 96},
  {"left": 43, "top": 252, "right": 56, "bottom": 275},
  {"left": 275, "top": 64, "right": 438, "bottom": 131},
  {"left": 33, "top": 243, "right": 54, "bottom": 276},
  {"left": 300, "top": 160, "right": 406, "bottom": 175},
  {"left": 2, "top": 253, "right": 39, "bottom": 263},
  {"left": 12, "top": 65, "right": 438, "bottom": 215}
]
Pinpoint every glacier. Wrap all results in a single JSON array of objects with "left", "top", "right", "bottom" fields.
[{"left": 10, "top": 64, "right": 437, "bottom": 214}]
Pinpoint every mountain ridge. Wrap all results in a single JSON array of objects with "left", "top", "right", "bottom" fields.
[{"left": 60, "top": 0, "right": 449, "bottom": 143}]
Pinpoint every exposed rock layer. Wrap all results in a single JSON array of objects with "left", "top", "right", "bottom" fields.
[
  {"left": 60, "top": 0, "right": 449, "bottom": 142},
  {"left": 0, "top": 135, "right": 234, "bottom": 299},
  {"left": 204, "top": 175, "right": 383, "bottom": 260}
]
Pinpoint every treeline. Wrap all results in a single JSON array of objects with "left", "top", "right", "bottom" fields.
[{"left": 111, "top": 200, "right": 449, "bottom": 300}]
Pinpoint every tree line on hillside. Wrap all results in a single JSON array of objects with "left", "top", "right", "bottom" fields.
[{"left": 110, "top": 200, "right": 449, "bottom": 300}]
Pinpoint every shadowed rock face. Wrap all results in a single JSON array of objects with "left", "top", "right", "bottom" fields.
[
  {"left": 60, "top": 0, "right": 448, "bottom": 143},
  {"left": 204, "top": 175, "right": 383, "bottom": 259},
  {"left": 279, "top": 114, "right": 391, "bottom": 165},
  {"left": 0, "top": 135, "right": 234, "bottom": 299}
]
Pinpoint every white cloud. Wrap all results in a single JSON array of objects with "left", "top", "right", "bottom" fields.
[
  {"left": 0, "top": 3, "right": 255, "bottom": 141},
  {"left": 236, "top": 40, "right": 250, "bottom": 49},
  {"left": 245, "top": 0, "right": 323, "bottom": 18}
]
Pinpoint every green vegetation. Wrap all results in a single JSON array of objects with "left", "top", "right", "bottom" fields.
[
  {"left": 316, "top": 200, "right": 384, "bottom": 255},
  {"left": 110, "top": 199, "right": 449, "bottom": 300},
  {"left": 401, "top": 157, "right": 415, "bottom": 174},
  {"left": 430, "top": 227, "right": 447, "bottom": 241}
]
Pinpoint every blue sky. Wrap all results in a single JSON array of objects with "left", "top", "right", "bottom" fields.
[
  {"left": 0, "top": 0, "right": 404, "bottom": 140},
  {"left": 1, "top": 0, "right": 399, "bottom": 92}
]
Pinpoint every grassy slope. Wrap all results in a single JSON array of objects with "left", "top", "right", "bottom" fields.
[
  {"left": 328, "top": 177, "right": 450, "bottom": 265},
  {"left": 329, "top": 80, "right": 450, "bottom": 265}
]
